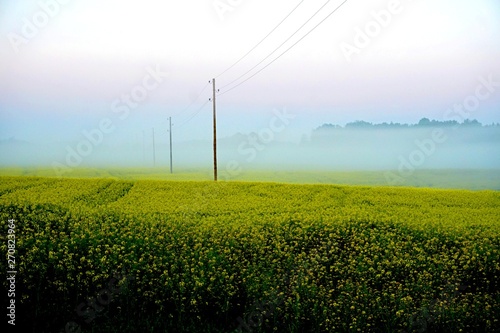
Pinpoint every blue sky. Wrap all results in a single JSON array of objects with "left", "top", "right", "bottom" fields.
[{"left": 1, "top": 0, "right": 500, "bottom": 147}]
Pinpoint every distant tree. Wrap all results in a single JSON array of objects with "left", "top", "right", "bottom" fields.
[
  {"left": 313, "top": 118, "right": 492, "bottom": 134},
  {"left": 441, "top": 120, "right": 459, "bottom": 127},
  {"left": 418, "top": 118, "right": 431, "bottom": 126},
  {"left": 345, "top": 120, "right": 373, "bottom": 128},
  {"left": 376, "top": 122, "right": 408, "bottom": 128},
  {"left": 315, "top": 124, "right": 342, "bottom": 131},
  {"left": 462, "top": 119, "right": 482, "bottom": 127}
]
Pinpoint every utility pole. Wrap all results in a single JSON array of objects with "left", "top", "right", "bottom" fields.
[
  {"left": 142, "top": 130, "right": 145, "bottom": 165},
  {"left": 152, "top": 127, "right": 156, "bottom": 167},
  {"left": 169, "top": 117, "right": 173, "bottom": 174},
  {"left": 212, "top": 78, "right": 218, "bottom": 181}
]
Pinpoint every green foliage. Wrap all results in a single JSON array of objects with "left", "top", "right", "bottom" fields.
[
  {"left": 0, "top": 176, "right": 499, "bottom": 332},
  {"left": 1, "top": 167, "right": 499, "bottom": 190}
]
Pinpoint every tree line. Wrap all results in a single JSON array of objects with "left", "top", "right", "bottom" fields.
[{"left": 315, "top": 118, "right": 500, "bottom": 131}]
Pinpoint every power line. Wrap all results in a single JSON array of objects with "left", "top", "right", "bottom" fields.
[
  {"left": 215, "top": 0, "right": 306, "bottom": 79},
  {"left": 170, "top": 82, "right": 210, "bottom": 118},
  {"left": 219, "top": 0, "right": 349, "bottom": 96},
  {"left": 176, "top": 99, "right": 211, "bottom": 128},
  {"left": 219, "top": 0, "right": 332, "bottom": 91},
  {"left": 169, "top": 1, "right": 311, "bottom": 133}
]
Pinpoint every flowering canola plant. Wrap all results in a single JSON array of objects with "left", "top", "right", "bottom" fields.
[{"left": 0, "top": 176, "right": 499, "bottom": 332}]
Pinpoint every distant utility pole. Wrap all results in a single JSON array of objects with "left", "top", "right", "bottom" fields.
[
  {"left": 152, "top": 127, "right": 156, "bottom": 167},
  {"left": 142, "top": 130, "right": 145, "bottom": 164},
  {"left": 212, "top": 78, "right": 218, "bottom": 181},
  {"left": 169, "top": 117, "right": 173, "bottom": 174}
]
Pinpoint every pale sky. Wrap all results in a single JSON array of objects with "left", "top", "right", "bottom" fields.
[{"left": 1, "top": 0, "right": 499, "bottom": 146}]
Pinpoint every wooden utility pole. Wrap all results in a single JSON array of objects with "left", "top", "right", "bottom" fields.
[
  {"left": 142, "top": 130, "right": 145, "bottom": 164},
  {"left": 212, "top": 78, "right": 218, "bottom": 181},
  {"left": 152, "top": 127, "right": 156, "bottom": 167},
  {"left": 169, "top": 117, "right": 173, "bottom": 174}
]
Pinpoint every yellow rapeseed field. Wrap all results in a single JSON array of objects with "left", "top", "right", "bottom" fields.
[{"left": 0, "top": 176, "right": 498, "bottom": 332}]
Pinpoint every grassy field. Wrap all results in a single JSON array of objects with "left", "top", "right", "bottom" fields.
[
  {"left": 1, "top": 176, "right": 499, "bottom": 332},
  {"left": 1, "top": 167, "right": 499, "bottom": 190}
]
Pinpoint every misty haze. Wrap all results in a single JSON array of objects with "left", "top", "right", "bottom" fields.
[{"left": 2, "top": 118, "right": 499, "bottom": 176}]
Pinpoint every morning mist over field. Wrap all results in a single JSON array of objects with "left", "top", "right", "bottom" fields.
[
  {"left": 1, "top": 0, "right": 499, "bottom": 185},
  {"left": 2, "top": 119, "right": 499, "bottom": 179}
]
